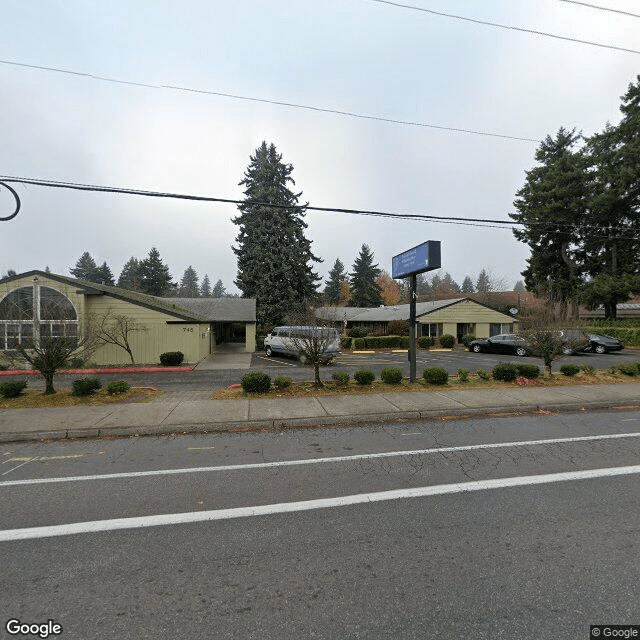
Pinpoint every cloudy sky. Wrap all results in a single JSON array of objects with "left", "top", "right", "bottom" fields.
[{"left": 1, "top": 0, "right": 638, "bottom": 293}]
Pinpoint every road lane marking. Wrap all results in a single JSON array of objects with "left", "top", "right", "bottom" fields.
[
  {"left": 2, "top": 464, "right": 640, "bottom": 541},
  {"left": 2, "top": 454, "right": 84, "bottom": 463},
  {"left": 1, "top": 458, "right": 39, "bottom": 476},
  {"left": 188, "top": 447, "right": 216, "bottom": 451},
  {"left": 2, "top": 431, "right": 640, "bottom": 487},
  {"left": 254, "top": 356, "right": 298, "bottom": 367}
]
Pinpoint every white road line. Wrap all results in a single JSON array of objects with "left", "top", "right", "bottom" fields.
[
  {"left": 1, "top": 458, "right": 39, "bottom": 476},
  {"left": 3, "top": 454, "right": 84, "bottom": 463},
  {"left": 255, "top": 356, "right": 298, "bottom": 367},
  {"left": 2, "top": 464, "right": 640, "bottom": 541},
  {"left": 188, "top": 446, "right": 216, "bottom": 451},
  {"left": 2, "top": 431, "right": 640, "bottom": 488}
]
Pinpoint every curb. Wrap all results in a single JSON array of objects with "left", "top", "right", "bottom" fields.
[
  {"left": 0, "top": 366, "right": 195, "bottom": 377},
  {"left": 2, "top": 399, "right": 639, "bottom": 444}
]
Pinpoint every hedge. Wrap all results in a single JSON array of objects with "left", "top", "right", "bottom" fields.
[
  {"left": 353, "top": 335, "right": 405, "bottom": 349},
  {"left": 0, "top": 380, "right": 28, "bottom": 398}
]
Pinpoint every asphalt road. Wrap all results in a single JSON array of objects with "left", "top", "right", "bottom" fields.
[{"left": 2, "top": 409, "right": 640, "bottom": 639}]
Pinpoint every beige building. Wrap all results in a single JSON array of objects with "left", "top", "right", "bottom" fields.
[
  {"left": 0, "top": 271, "right": 256, "bottom": 365},
  {"left": 317, "top": 298, "right": 518, "bottom": 341}
]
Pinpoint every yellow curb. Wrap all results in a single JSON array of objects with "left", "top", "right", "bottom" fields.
[
  {"left": 391, "top": 350, "right": 408, "bottom": 353},
  {"left": 352, "top": 350, "right": 376, "bottom": 354}
]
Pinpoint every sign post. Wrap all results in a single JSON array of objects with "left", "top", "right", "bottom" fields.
[{"left": 392, "top": 241, "right": 441, "bottom": 383}]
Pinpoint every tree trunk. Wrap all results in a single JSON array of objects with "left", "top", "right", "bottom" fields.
[
  {"left": 44, "top": 371, "right": 56, "bottom": 395},
  {"left": 314, "top": 362, "right": 322, "bottom": 388}
]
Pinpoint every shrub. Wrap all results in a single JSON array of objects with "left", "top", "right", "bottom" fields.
[
  {"left": 273, "top": 376, "right": 292, "bottom": 390},
  {"left": 72, "top": 377, "right": 102, "bottom": 396},
  {"left": 107, "top": 380, "right": 130, "bottom": 395},
  {"left": 340, "top": 336, "right": 352, "bottom": 350},
  {"left": 256, "top": 334, "right": 266, "bottom": 351},
  {"left": 332, "top": 371, "right": 350, "bottom": 386},
  {"left": 460, "top": 335, "right": 476, "bottom": 348},
  {"left": 417, "top": 336, "right": 434, "bottom": 349},
  {"left": 617, "top": 363, "right": 638, "bottom": 377},
  {"left": 423, "top": 367, "right": 449, "bottom": 385},
  {"left": 241, "top": 372, "right": 271, "bottom": 393},
  {"left": 516, "top": 364, "right": 540, "bottom": 379},
  {"left": 386, "top": 320, "right": 409, "bottom": 336},
  {"left": 560, "top": 364, "right": 581, "bottom": 377},
  {"left": 0, "top": 380, "right": 28, "bottom": 398},
  {"left": 354, "top": 369, "right": 375, "bottom": 385},
  {"left": 0, "top": 364, "right": 8, "bottom": 371},
  {"left": 457, "top": 368, "right": 469, "bottom": 382},
  {"left": 348, "top": 327, "right": 369, "bottom": 339},
  {"left": 380, "top": 367, "right": 403, "bottom": 384},
  {"left": 492, "top": 363, "right": 518, "bottom": 382},
  {"left": 160, "top": 351, "right": 184, "bottom": 366},
  {"left": 400, "top": 336, "right": 410, "bottom": 348},
  {"left": 476, "top": 368, "right": 490, "bottom": 381},
  {"left": 580, "top": 364, "right": 596, "bottom": 375},
  {"left": 353, "top": 338, "right": 366, "bottom": 350},
  {"left": 439, "top": 334, "right": 455, "bottom": 349},
  {"left": 67, "top": 357, "right": 85, "bottom": 369}
]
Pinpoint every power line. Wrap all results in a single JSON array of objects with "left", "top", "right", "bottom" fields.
[
  {"left": 558, "top": 0, "right": 640, "bottom": 19},
  {"left": 0, "top": 58, "right": 540, "bottom": 143},
  {"left": 365, "top": 0, "right": 640, "bottom": 54}
]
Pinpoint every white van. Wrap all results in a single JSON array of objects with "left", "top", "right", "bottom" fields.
[{"left": 264, "top": 326, "right": 341, "bottom": 363}]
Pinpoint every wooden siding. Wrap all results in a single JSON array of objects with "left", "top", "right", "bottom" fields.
[{"left": 417, "top": 300, "right": 513, "bottom": 324}]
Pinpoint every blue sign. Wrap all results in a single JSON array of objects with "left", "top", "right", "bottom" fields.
[{"left": 392, "top": 240, "right": 441, "bottom": 279}]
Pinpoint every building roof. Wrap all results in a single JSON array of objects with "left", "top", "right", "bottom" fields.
[{"left": 0, "top": 271, "right": 256, "bottom": 323}]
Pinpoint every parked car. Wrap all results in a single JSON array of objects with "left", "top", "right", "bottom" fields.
[
  {"left": 468, "top": 334, "right": 531, "bottom": 357},
  {"left": 585, "top": 333, "right": 624, "bottom": 354},
  {"left": 557, "top": 329, "right": 591, "bottom": 355},
  {"left": 264, "top": 326, "right": 341, "bottom": 363}
]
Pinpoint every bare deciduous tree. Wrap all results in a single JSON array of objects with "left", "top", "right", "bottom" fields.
[{"left": 95, "top": 311, "right": 147, "bottom": 365}]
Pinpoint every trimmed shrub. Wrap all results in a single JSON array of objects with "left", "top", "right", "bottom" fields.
[
  {"left": 348, "top": 327, "right": 369, "bottom": 339},
  {"left": 386, "top": 320, "right": 409, "bottom": 336},
  {"left": 492, "top": 363, "right": 518, "bottom": 382},
  {"left": 0, "top": 364, "right": 8, "bottom": 371},
  {"left": 340, "top": 336, "right": 352, "bottom": 350},
  {"left": 617, "top": 363, "right": 638, "bottom": 377},
  {"left": 354, "top": 369, "right": 375, "bottom": 385},
  {"left": 159, "top": 351, "right": 184, "bottom": 366},
  {"left": 439, "top": 334, "right": 455, "bottom": 349},
  {"left": 332, "top": 371, "right": 350, "bottom": 386},
  {"left": 107, "top": 380, "right": 130, "bottom": 395},
  {"left": 241, "top": 372, "right": 271, "bottom": 393},
  {"left": 380, "top": 367, "right": 403, "bottom": 384},
  {"left": 560, "top": 364, "right": 581, "bottom": 376},
  {"left": 580, "top": 364, "right": 596, "bottom": 375},
  {"left": 476, "top": 368, "right": 490, "bottom": 381},
  {"left": 256, "top": 334, "right": 266, "bottom": 351},
  {"left": 353, "top": 338, "right": 366, "bottom": 350},
  {"left": 400, "top": 336, "right": 410, "bottom": 348},
  {"left": 0, "top": 380, "right": 27, "bottom": 398},
  {"left": 516, "top": 364, "right": 541, "bottom": 379},
  {"left": 460, "top": 335, "right": 476, "bottom": 348},
  {"left": 72, "top": 377, "right": 102, "bottom": 396},
  {"left": 423, "top": 367, "right": 449, "bottom": 385},
  {"left": 273, "top": 376, "right": 292, "bottom": 390},
  {"left": 457, "top": 368, "right": 469, "bottom": 382},
  {"left": 418, "top": 336, "right": 434, "bottom": 349},
  {"left": 67, "top": 357, "right": 85, "bottom": 369}
]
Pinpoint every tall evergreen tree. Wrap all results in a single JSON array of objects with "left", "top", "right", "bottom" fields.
[
  {"left": 178, "top": 266, "right": 200, "bottom": 297},
  {"left": 212, "top": 279, "right": 226, "bottom": 298},
  {"left": 70, "top": 252, "right": 100, "bottom": 282},
  {"left": 324, "top": 258, "right": 347, "bottom": 306},
  {"left": 476, "top": 269, "right": 491, "bottom": 293},
  {"left": 139, "top": 248, "right": 174, "bottom": 297},
  {"left": 233, "top": 142, "right": 321, "bottom": 325},
  {"left": 348, "top": 244, "right": 382, "bottom": 307},
  {"left": 513, "top": 280, "right": 526, "bottom": 292},
  {"left": 96, "top": 261, "right": 115, "bottom": 286},
  {"left": 439, "top": 272, "right": 461, "bottom": 295},
  {"left": 117, "top": 257, "right": 142, "bottom": 291},
  {"left": 461, "top": 276, "right": 475, "bottom": 293},
  {"left": 200, "top": 274, "right": 212, "bottom": 297}
]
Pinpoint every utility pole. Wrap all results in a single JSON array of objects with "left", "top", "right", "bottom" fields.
[{"left": 409, "top": 274, "right": 417, "bottom": 383}]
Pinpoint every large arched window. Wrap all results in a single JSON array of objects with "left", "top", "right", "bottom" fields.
[{"left": 0, "top": 284, "right": 78, "bottom": 350}]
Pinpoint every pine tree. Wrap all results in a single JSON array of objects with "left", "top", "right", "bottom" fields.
[
  {"left": 200, "top": 274, "right": 212, "bottom": 297},
  {"left": 70, "top": 252, "right": 100, "bottom": 282},
  {"left": 117, "top": 257, "right": 142, "bottom": 291},
  {"left": 461, "top": 276, "right": 475, "bottom": 293},
  {"left": 513, "top": 280, "right": 526, "bottom": 292},
  {"left": 348, "top": 244, "right": 382, "bottom": 307},
  {"left": 178, "top": 266, "right": 199, "bottom": 297},
  {"left": 233, "top": 141, "right": 321, "bottom": 325},
  {"left": 439, "top": 272, "right": 461, "bottom": 295},
  {"left": 212, "top": 279, "right": 226, "bottom": 298},
  {"left": 476, "top": 269, "right": 491, "bottom": 293},
  {"left": 96, "top": 261, "right": 115, "bottom": 286},
  {"left": 139, "top": 248, "right": 174, "bottom": 297},
  {"left": 324, "top": 259, "right": 347, "bottom": 305}
]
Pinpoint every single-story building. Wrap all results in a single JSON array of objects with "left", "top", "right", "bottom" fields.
[
  {"left": 0, "top": 270, "right": 256, "bottom": 364},
  {"left": 580, "top": 301, "right": 640, "bottom": 320},
  {"left": 316, "top": 298, "right": 518, "bottom": 341}
]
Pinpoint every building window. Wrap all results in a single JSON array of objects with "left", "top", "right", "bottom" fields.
[
  {"left": 490, "top": 323, "right": 514, "bottom": 337},
  {"left": 0, "top": 284, "right": 79, "bottom": 350},
  {"left": 421, "top": 323, "right": 442, "bottom": 337}
]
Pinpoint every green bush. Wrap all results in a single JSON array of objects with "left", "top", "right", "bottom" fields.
[
  {"left": 67, "top": 357, "right": 85, "bottom": 369},
  {"left": 457, "top": 368, "right": 469, "bottom": 382},
  {"left": 386, "top": 320, "right": 410, "bottom": 336},
  {"left": 476, "top": 368, "right": 490, "bottom": 381},
  {"left": 423, "top": 367, "right": 449, "bottom": 385},
  {"left": 273, "top": 376, "right": 292, "bottom": 390},
  {"left": 72, "top": 377, "right": 102, "bottom": 396},
  {"left": 256, "top": 334, "right": 266, "bottom": 351},
  {"left": 332, "top": 371, "right": 350, "bottom": 386},
  {"left": 380, "top": 367, "right": 403, "bottom": 384},
  {"left": 560, "top": 364, "right": 581, "bottom": 377},
  {"left": 516, "top": 364, "right": 540, "bottom": 379},
  {"left": 617, "top": 363, "right": 638, "bottom": 377},
  {"left": 417, "top": 336, "right": 434, "bottom": 349},
  {"left": 0, "top": 364, "right": 8, "bottom": 371},
  {"left": 492, "top": 363, "right": 518, "bottom": 382},
  {"left": 340, "top": 336, "right": 352, "bottom": 350},
  {"left": 241, "top": 372, "right": 271, "bottom": 393},
  {"left": 107, "top": 380, "right": 130, "bottom": 395},
  {"left": 0, "top": 380, "right": 28, "bottom": 398},
  {"left": 580, "top": 364, "right": 596, "bottom": 375},
  {"left": 354, "top": 369, "right": 375, "bottom": 385},
  {"left": 460, "top": 335, "right": 476, "bottom": 348},
  {"left": 353, "top": 338, "right": 366, "bottom": 350},
  {"left": 348, "top": 327, "right": 369, "bottom": 338},
  {"left": 439, "top": 334, "right": 455, "bottom": 349},
  {"left": 159, "top": 351, "right": 184, "bottom": 366},
  {"left": 400, "top": 336, "right": 410, "bottom": 348}
]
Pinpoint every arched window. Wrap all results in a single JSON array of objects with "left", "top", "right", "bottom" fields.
[{"left": 0, "top": 284, "right": 79, "bottom": 350}]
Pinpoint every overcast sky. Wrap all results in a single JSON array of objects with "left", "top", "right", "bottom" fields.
[{"left": 1, "top": 0, "right": 638, "bottom": 293}]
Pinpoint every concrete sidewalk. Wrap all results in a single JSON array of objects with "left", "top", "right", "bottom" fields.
[{"left": 1, "top": 383, "right": 639, "bottom": 443}]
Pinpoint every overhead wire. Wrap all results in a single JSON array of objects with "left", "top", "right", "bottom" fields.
[{"left": 558, "top": 0, "right": 640, "bottom": 19}]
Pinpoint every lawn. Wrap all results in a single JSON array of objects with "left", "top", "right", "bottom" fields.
[{"left": 0, "top": 387, "right": 161, "bottom": 409}]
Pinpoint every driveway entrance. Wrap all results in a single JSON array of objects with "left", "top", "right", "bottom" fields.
[{"left": 195, "top": 343, "right": 252, "bottom": 370}]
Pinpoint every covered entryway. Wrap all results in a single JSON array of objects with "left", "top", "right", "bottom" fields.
[{"left": 194, "top": 342, "right": 252, "bottom": 370}]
